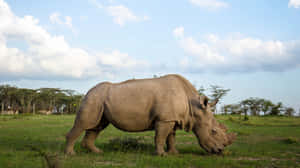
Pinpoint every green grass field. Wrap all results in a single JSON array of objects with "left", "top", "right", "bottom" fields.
[{"left": 0, "top": 115, "right": 299, "bottom": 168}]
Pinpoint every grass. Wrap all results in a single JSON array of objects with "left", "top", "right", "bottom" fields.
[{"left": 0, "top": 114, "right": 299, "bottom": 168}]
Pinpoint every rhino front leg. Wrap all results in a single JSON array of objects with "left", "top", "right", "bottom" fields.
[
  {"left": 154, "top": 121, "right": 175, "bottom": 156},
  {"left": 166, "top": 131, "right": 179, "bottom": 154}
]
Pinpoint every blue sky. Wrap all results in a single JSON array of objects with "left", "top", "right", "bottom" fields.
[{"left": 1, "top": 0, "right": 300, "bottom": 112}]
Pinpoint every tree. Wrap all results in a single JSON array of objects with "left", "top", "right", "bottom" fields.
[
  {"left": 270, "top": 102, "right": 283, "bottom": 116},
  {"left": 196, "top": 85, "right": 230, "bottom": 114},
  {"left": 222, "top": 104, "right": 242, "bottom": 115},
  {"left": 240, "top": 98, "right": 264, "bottom": 116},
  {"left": 60, "top": 89, "right": 83, "bottom": 114},
  {"left": 260, "top": 99, "right": 273, "bottom": 115},
  {"left": 0, "top": 85, "right": 83, "bottom": 114},
  {"left": 153, "top": 74, "right": 159, "bottom": 78},
  {"left": 15, "top": 88, "right": 37, "bottom": 113},
  {"left": 209, "top": 85, "right": 231, "bottom": 101},
  {"left": 285, "top": 107, "right": 295, "bottom": 117},
  {"left": 36, "top": 88, "right": 61, "bottom": 112},
  {"left": 197, "top": 86, "right": 205, "bottom": 96},
  {"left": 209, "top": 85, "right": 230, "bottom": 114}
]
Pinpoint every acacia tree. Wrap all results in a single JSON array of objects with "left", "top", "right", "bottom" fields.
[
  {"left": 36, "top": 88, "right": 61, "bottom": 112},
  {"left": 197, "top": 86, "right": 206, "bottom": 96},
  {"left": 196, "top": 85, "right": 230, "bottom": 114},
  {"left": 223, "top": 104, "right": 242, "bottom": 115},
  {"left": 240, "top": 98, "right": 267, "bottom": 116},
  {"left": 285, "top": 107, "right": 295, "bottom": 117},
  {"left": 260, "top": 99, "right": 273, "bottom": 116},
  {"left": 209, "top": 85, "right": 231, "bottom": 101},
  {"left": 0, "top": 85, "right": 83, "bottom": 114},
  {"left": 270, "top": 102, "right": 283, "bottom": 116},
  {"left": 209, "top": 85, "right": 230, "bottom": 114},
  {"left": 59, "top": 89, "right": 83, "bottom": 114},
  {"left": 0, "top": 85, "right": 20, "bottom": 113},
  {"left": 16, "top": 88, "right": 37, "bottom": 113}
]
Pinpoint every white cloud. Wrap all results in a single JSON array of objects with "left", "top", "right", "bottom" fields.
[
  {"left": 64, "top": 16, "right": 73, "bottom": 28},
  {"left": 97, "top": 50, "right": 147, "bottom": 70},
  {"left": 106, "top": 5, "right": 138, "bottom": 26},
  {"left": 0, "top": 0, "right": 144, "bottom": 80},
  {"left": 173, "top": 26, "right": 300, "bottom": 73},
  {"left": 49, "top": 12, "right": 61, "bottom": 24},
  {"left": 289, "top": 0, "right": 300, "bottom": 8},
  {"left": 189, "top": 0, "right": 229, "bottom": 10},
  {"left": 90, "top": 0, "right": 149, "bottom": 26},
  {"left": 49, "top": 12, "right": 74, "bottom": 30}
]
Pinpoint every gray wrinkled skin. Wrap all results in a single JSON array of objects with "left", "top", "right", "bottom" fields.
[{"left": 65, "top": 74, "right": 235, "bottom": 156}]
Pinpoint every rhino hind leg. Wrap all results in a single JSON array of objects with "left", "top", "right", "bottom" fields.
[
  {"left": 81, "top": 117, "right": 109, "bottom": 153},
  {"left": 155, "top": 121, "right": 176, "bottom": 156},
  {"left": 65, "top": 125, "right": 84, "bottom": 155},
  {"left": 166, "top": 131, "right": 179, "bottom": 155}
]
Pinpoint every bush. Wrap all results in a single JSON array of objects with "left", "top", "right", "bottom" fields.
[{"left": 283, "top": 137, "right": 298, "bottom": 144}]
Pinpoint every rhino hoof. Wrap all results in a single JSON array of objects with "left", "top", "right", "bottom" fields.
[
  {"left": 65, "top": 149, "right": 76, "bottom": 156},
  {"left": 167, "top": 149, "right": 179, "bottom": 155},
  {"left": 156, "top": 151, "right": 167, "bottom": 157},
  {"left": 90, "top": 147, "right": 103, "bottom": 154}
]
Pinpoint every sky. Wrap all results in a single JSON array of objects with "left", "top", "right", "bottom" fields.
[{"left": 1, "top": 0, "right": 300, "bottom": 111}]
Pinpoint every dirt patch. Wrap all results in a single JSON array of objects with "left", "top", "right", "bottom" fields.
[
  {"left": 177, "top": 141, "right": 197, "bottom": 145},
  {"left": 180, "top": 134, "right": 194, "bottom": 137},
  {"left": 234, "top": 157, "right": 277, "bottom": 161},
  {"left": 94, "top": 161, "right": 135, "bottom": 167},
  {"left": 233, "top": 156, "right": 299, "bottom": 162},
  {"left": 94, "top": 161, "right": 122, "bottom": 166}
]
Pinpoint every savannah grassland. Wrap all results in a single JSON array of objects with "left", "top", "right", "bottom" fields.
[{"left": 0, "top": 115, "right": 299, "bottom": 168}]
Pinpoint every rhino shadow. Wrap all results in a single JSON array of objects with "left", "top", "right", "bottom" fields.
[
  {"left": 96, "top": 137, "right": 209, "bottom": 156},
  {"left": 98, "top": 137, "right": 155, "bottom": 154}
]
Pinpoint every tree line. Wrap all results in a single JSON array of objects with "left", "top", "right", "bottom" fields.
[
  {"left": 198, "top": 85, "right": 297, "bottom": 117},
  {"left": 0, "top": 85, "right": 83, "bottom": 114}
]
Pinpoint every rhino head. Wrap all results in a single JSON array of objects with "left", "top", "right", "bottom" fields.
[{"left": 191, "top": 96, "right": 236, "bottom": 154}]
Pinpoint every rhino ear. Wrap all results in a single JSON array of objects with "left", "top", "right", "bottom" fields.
[{"left": 199, "top": 95, "right": 209, "bottom": 108}]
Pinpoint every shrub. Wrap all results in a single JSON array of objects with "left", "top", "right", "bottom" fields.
[
  {"left": 243, "top": 115, "right": 249, "bottom": 121},
  {"left": 283, "top": 137, "right": 298, "bottom": 144}
]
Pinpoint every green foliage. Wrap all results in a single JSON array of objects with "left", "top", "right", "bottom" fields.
[
  {"left": 209, "top": 85, "right": 230, "bottom": 102},
  {"left": 243, "top": 115, "right": 249, "bottom": 121},
  {"left": 224, "top": 98, "right": 295, "bottom": 117},
  {"left": 284, "top": 107, "right": 295, "bottom": 117},
  {"left": 197, "top": 85, "right": 230, "bottom": 103},
  {"left": 197, "top": 86, "right": 206, "bottom": 96},
  {"left": 0, "top": 85, "right": 83, "bottom": 114}
]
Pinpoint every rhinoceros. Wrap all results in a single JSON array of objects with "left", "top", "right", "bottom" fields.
[{"left": 65, "top": 74, "right": 235, "bottom": 156}]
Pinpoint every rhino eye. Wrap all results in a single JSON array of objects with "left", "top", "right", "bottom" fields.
[{"left": 211, "top": 128, "right": 217, "bottom": 135}]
